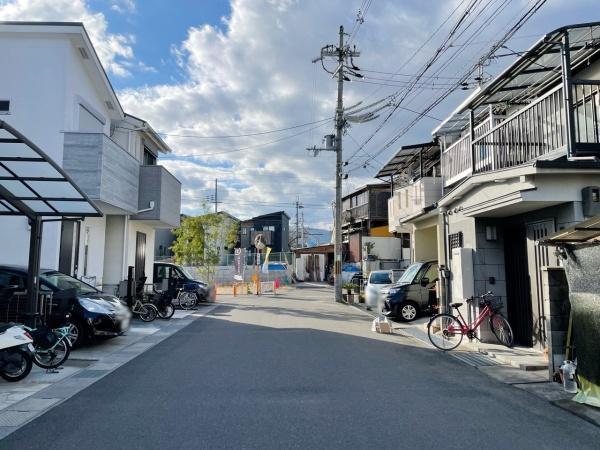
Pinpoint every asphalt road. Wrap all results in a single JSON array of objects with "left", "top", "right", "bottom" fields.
[{"left": 2, "top": 284, "right": 599, "bottom": 449}]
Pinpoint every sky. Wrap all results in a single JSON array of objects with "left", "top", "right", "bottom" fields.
[{"left": 0, "top": 0, "right": 598, "bottom": 230}]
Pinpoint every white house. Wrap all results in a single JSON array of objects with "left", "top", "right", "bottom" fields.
[{"left": 0, "top": 21, "right": 181, "bottom": 293}]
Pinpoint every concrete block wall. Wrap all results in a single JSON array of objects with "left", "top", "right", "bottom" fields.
[{"left": 542, "top": 267, "right": 571, "bottom": 378}]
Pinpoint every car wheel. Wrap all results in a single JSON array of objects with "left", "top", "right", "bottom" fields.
[
  {"left": 67, "top": 320, "right": 87, "bottom": 347},
  {"left": 398, "top": 301, "right": 419, "bottom": 322}
]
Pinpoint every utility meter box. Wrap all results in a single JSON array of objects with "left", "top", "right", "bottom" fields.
[
  {"left": 451, "top": 247, "right": 474, "bottom": 302},
  {"left": 582, "top": 186, "right": 600, "bottom": 217}
]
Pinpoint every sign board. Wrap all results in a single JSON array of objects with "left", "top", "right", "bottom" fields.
[
  {"left": 260, "top": 281, "right": 276, "bottom": 295},
  {"left": 233, "top": 248, "right": 246, "bottom": 281}
]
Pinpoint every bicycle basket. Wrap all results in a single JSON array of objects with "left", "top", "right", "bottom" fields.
[{"left": 479, "top": 296, "right": 503, "bottom": 311}]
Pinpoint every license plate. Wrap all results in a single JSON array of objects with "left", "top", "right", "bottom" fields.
[{"left": 27, "top": 343, "right": 35, "bottom": 352}]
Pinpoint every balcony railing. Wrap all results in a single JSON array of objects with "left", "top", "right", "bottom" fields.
[
  {"left": 442, "top": 80, "right": 600, "bottom": 188},
  {"left": 342, "top": 203, "right": 369, "bottom": 224}
]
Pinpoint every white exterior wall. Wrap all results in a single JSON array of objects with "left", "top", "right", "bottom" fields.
[
  {"left": 126, "top": 221, "right": 156, "bottom": 284},
  {"left": 75, "top": 216, "right": 107, "bottom": 287},
  {"left": 0, "top": 35, "right": 70, "bottom": 268},
  {"left": 0, "top": 31, "right": 120, "bottom": 278}
]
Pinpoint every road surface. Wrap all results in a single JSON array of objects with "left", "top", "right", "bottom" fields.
[{"left": 2, "top": 284, "right": 599, "bottom": 449}]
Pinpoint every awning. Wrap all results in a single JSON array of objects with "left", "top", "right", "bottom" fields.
[
  {"left": 434, "top": 22, "right": 600, "bottom": 136},
  {"left": 375, "top": 142, "right": 439, "bottom": 180},
  {"left": 542, "top": 215, "right": 600, "bottom": 244},
  {"left": 0, "top": 120, "right": 102, "bottom": 219}
]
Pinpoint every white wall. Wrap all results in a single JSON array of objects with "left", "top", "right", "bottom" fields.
[
  {"left": 413, "top": 226, "right": 438, "bottom": 262},
  {"left": 75, "top": 216, "right": 107, "bottom": 287},
  {"left": 126, "top": 221, "right": 156, "bottom": 284},
  {"left": 0, "top": 32, "right": 115, "bottom": 271},
  {"left": 361, "top": 236, "right": 402, "bottom": 260},
  {"left": 103, "top": 215, "right": 126, "bottom": 288}
]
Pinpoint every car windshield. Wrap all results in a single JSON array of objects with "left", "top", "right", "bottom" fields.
[
  {"left": 41, "top": 271, "right": 98, "bottom": 295},
  {"left": 369, "top": 272, "right": 392, "bottom": 284},
  {"left": 178, "top": 266, "right": 195, "bottom": 279},
  {"left": 398, "top": 263, "right": 423, "bottom": 284}
]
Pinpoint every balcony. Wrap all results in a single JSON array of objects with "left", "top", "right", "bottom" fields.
[
  {"left": 342, "top": 203, "right": 369, "bottom": 225},
  {"left": 441, "top": 80, "right": 600, "bottom": 189},
  {"left": 63, "top": 132, "right": 139, "bottom": 213},
  {"left": 388, "top": 177, "right": 442, "bottom": 232},
  {"left": 131, "top": 165, "right": 181, "bottom": 228}
]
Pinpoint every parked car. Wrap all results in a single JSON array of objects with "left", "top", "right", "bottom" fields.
[
  {"left": 0, "top": 266, "right": 132, "bottom": 346},
  {"left": 381, "top": 261, "right": 438, "bottom": 322},
  {"left": 364, "top": 270, "right": 394, "bottom": 310},
  {"left": 153, "top": 262, "right": 214, "bottom": 303}
]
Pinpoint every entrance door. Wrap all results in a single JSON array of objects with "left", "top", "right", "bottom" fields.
[
  {"left": 504, "top": 225, "right": 533, "bottom": 346},
  {"left": 135, "top": 232, "right": 147, "bottom": 282},
  {"left": 59, "top": 221, "right": 80, "bottom": 276},
  {"left": 525, "top": 219, "right": 556, "bottom": 350}
]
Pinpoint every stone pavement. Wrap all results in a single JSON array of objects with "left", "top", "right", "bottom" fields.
[{"left": 0, "top": 305, "right": 216, "bottom": 439}]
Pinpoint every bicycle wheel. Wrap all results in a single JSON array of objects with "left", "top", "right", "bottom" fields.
[
  {"left": 428, "top": 314, "right": 464, "bottom": 351},
  {"left": 138, "top": 304, "right": 158, "bottom": 322},
  {"left": 490, "top": 313, "right": 514, "bottom": 348},
  {"left": 178, "top": 292, "right": 196, "bottom": 310},
  {"left": 34, "top": 339, "right": 70, "bottom": 369},
  {"left": 158, "top": 303, "right": 175, "bottom": 319}
]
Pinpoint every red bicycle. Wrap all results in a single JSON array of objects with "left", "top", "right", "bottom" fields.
[{"left": 427, "top": 291, "right": 514, "bottom": 351}]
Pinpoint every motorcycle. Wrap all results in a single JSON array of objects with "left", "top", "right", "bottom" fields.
[{"left": 0, "top": 323, "right": 35, "bottom": 382}]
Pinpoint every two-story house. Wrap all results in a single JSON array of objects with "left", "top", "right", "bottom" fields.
[
  {"left": 0, "top": 22, "right": 181, "bottom": 292},
  {"left": 341, "top": 183, "right": 407, "bottom": 268},
  {"left": 431, "top": 23, "right": 600, "bottom": 353},
  {"left": 377, "top": 142, "right": 442, "bottom": 264},
  {"left": 240, "top": 211, "right": 290, "bottom": 253}
]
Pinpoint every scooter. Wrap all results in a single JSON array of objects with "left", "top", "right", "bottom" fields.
[{"left": 0, "top": 323, "right": 35, "bottom": 382}]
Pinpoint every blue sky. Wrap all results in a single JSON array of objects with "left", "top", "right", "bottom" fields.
[{"left": 88, "top": 0, "right": 231, "bottom": 88}]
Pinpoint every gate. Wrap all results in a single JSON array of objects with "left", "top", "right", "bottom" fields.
[{"left": 525, "top": 219, "right": 556, "bottom": 351}]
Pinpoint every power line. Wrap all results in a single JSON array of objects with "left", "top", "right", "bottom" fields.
[
  {"left": 161, "top": 122, "right": 330, "bottom": 158},
  {"left": 155, "top": 117, "right": 332, "bottom": 139}
]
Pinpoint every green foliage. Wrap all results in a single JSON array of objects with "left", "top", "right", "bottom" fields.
[
  {"left": 343, "top": 282, "right": 359, "bottom": 290},
  {"left": 171, "top": 212, "right": 239, "bottom": 282}
]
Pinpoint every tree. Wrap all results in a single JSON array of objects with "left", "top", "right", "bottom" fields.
[{"left": 171, "top": 213, "right": 239, "bottom": 282}]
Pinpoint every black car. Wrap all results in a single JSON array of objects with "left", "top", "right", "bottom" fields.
[
  {"left": 153, "top": 262, "right": 213, "bottom": 303},
  {"left": 0, "top": 266, "right": 132, "bottom": 346},
  {"left": 381, "top": 261, "right": 439, "bottom": 322}
]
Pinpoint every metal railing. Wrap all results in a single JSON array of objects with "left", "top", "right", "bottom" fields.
[
  {"left": 472, "top": 85, "right": 566, "bottom": 174},
  {"left": 573, "top": 79, "right": 600, "bottom": 147}
]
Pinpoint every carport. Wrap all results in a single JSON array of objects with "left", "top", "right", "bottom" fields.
[{"left": 0, "top": 120, "right": 102, "bottom": 324}]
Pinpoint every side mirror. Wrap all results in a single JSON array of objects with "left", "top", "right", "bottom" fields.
[{"left": 420, "top": 277, "right": 430, "bottom": 287}]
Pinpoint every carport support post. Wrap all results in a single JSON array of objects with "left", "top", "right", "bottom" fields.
[{"left": 26, "top": 217, "right": 43, "bottom": 326}]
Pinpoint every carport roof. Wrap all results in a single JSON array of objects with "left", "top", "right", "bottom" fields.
[
  {"left": 542, "top": 215, "right": 600, "bottom": 244},
  {"left": 0, "top": 120, "right": 102, "bottom": 219}
]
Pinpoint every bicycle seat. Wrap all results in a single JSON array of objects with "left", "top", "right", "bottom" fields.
[{"left": 450, "top": 302, "right": 463, "bottom": 308}]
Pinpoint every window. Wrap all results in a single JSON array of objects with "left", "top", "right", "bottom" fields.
[
  {"left": 0, "top": 100, "right": 9, "bottom": 115},
  {"left": 420, "top": 264, "right": 439, "bottom": 283},
  {"left": 0, "top": 271, "right": 24, "bottom": 289},
  {"left": 369, "top": 272, "right": 392, "bottom": 284},
  {"left": 265, "top": 225, "right": 275, "bottom": 232},
  {"left": 143, "top": 148, "right": 157, "bottom": 165}
]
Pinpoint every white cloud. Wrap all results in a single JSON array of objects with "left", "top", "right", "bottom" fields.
[
  {"left": 110, "top": 0, "right": 136, "bottom": 15},
  {"left": 0, "top": 0, "right": 137, "bottom": 76}
]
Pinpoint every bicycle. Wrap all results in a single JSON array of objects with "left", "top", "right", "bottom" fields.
[
  {"left": 147, "top": 291, "right": 175, "bottom": 319},
  {"left": 427, "top": 291, "right": 514, "bottom": 351},
  {"left": 175, "top": 289, "right": 197, "bottom": 310},
  {"left": 131, "top": 298, "right": 158, "bottom": 322},
  {"left": 25, "top": 324, "right": 71, "bottom": 370}
]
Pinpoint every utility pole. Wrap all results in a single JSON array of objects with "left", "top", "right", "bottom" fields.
[
  {"left": 205, "top": 178, "right": 222, "bottom": 213},
  {"left": 295, "top": 197, "right": 304, "bottom": 249},
  {"left": 311, "top": 25, "right": 360, "bottom": 303},
  {"left": 214, "top": 178, "right": 218, "bottom": 213}
]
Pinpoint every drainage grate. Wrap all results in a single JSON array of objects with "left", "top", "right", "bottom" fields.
[
  {"left": 0, "top": 410, "right": 38, "bottom": 427},
  {"left": 451, "top": 351, "right": 500, "bottom": 367},
  {"left": 72, "top": 369, "right": 110, "bottom": 379}
]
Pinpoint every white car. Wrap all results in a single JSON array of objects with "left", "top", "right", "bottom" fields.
[{"left": 364, "top": 270, "right": 395, "bottom": 311}]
